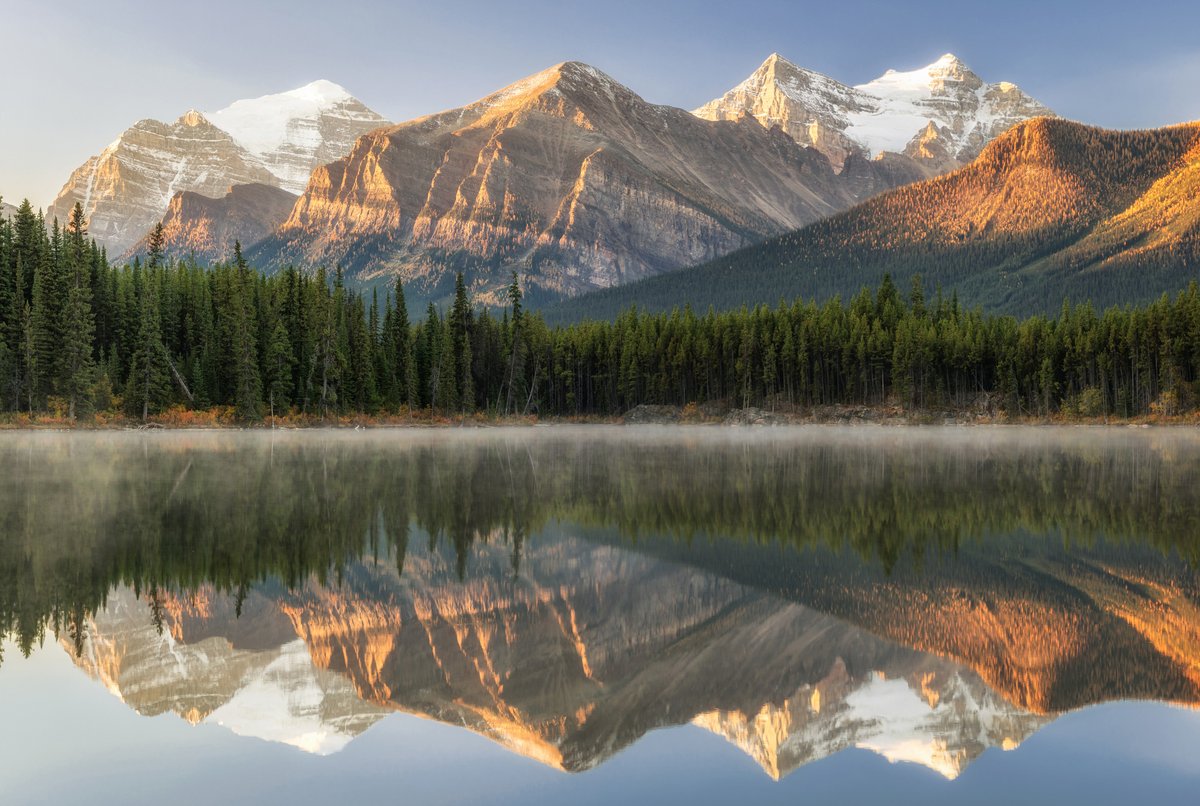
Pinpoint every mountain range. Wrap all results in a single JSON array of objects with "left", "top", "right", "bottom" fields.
[
  {"left": 46, "top": 80, "right": 389, "bottom": 256},
  {"left": 38, "top": 53, "right": 1053, "bottom": 308},
  {"left": 552, "top": 117, "right": 1200, "bottom": 319},
  {"left": 251, "top": 60, "right": 943, "bottom": 305}
]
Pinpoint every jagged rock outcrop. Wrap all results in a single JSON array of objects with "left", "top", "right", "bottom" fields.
[
  {"left": 254, "top": 61, "right": 926, "bottom": 304},
  {"left": 123, "top": 183, "right": 298, "bottom": 264},
  {"left": 46, "top": 81, "right": 388, "bottom": 256},
  {"left": 695, "top": 53, "right": 1052, "bottom": 173},
  {"left": 0, "top": 201, "right": 18, "bottom": 220}
]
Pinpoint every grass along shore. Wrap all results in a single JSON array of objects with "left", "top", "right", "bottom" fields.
[{"left": 2, "top": 401, "right": 1198, "bottom": 430}]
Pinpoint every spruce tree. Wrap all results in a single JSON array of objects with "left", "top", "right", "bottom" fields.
[
  {"left": 124, "top": 275, "right": 171, "bottom": 419},
  {"left": 230, "top": 242, "right": 262, "bottom": 419},
  {"left": 263, "top": 319, "right": 294, "bottom": 416},
  {"left": 60, "top": 204, "right": 96, "bottom": 418},
  {"left": 447, "top": 273, "right": 474, "bottom": 413},
  {"left": 504, "top": 272, "right": 524, "bottom": 415},
  {"left": 393, "top": 282, "right": 416, "bottom": 409}
]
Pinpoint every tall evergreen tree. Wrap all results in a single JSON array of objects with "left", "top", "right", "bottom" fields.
[
  {"left": 60, "top": 204, "right": 96, "bottom": 418},
  {"left": 124, "top": 274, "right": 171, "bottom": 419},
  {"left": 393, "top": 282, "right": 416, "bottom": 409},
  {"left": 263, "top": 319, "right": 294, "bottom": 416},
  {"left": 504, "top": 272, "right": 524, "bottom": 415},
  {"left": 230, "top": 242, "right": 262, "bottom": 419},
  {"left": 448, "top": 273, "right": 474, "bottom": 413}
]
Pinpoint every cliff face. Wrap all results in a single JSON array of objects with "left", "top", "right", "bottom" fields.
[
  {"left": 67, "top": 586, "right": 388, "bottom": 754},
  {"left": 256, "top": 62, "right": 923, "bottom": 304},
  {"left": 65, "top": 534, "right": 1045, "bottom": 777}
]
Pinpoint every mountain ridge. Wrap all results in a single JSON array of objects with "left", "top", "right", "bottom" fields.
[
  {"left": 251, "top": 60, "right": 934, "bottom": 305},
  {"left": 694, "top": 52, "right": 1052, "bottom": 173},
  {"left": 65, "top": 537, "right": 1048, "bottom": 778}
]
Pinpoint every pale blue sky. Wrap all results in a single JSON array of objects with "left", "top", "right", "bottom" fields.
[{"left": 4, "top": 0, "right": 1200, "bottom": 208}]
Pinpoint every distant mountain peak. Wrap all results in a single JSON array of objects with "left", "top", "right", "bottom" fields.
[
  {"left": 177, "top": 109, "right": 209, "bottom": 127},
  {"left": 696, "top": 50, "right": 1051, "bottom": 171},
  {"left": 288, "top": 78, "right": 354, "bottom": 103}
]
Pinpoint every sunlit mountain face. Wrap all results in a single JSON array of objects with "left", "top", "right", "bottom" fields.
[{"left": 4, "top": 428, "right": 1200, "bottom": 781}]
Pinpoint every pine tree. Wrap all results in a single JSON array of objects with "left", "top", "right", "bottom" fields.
[
  {"left": 313, "top": 268, "right": 342, "bottom": 415},
  {"left": 27, "top": 222, "right": 67, "bottom": 409},
  {"left": 393, "top": 282, "right": 416, "bottom": 409}
]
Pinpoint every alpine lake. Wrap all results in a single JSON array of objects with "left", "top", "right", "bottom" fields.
[{"left": 2, "top": 425, "right": 1200, "bottom": 805}]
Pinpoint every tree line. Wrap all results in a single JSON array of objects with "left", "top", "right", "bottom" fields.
[{"left": 3, "top": 196, "right": 1200, "bottom": 420}]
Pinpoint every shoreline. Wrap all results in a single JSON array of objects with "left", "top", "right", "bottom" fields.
[{"left": 1, "top": 403, "right": 1197, "bottom": 430}]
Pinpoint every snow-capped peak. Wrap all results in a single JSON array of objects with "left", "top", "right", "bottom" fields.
[
  {"left": 857, "top": 54, "right": 977, "bottom": 97},
  {"left": 288, "top": 79, "right": 355, "bottom": 105},
  {"left": 205, "top": 80, "right": 390, "bottom": 193},
  {"left": 695, "top": 51, "right": 1052, "bottom": 171},
  {"left": 206, "top": 80, "right": 361, "bottom": 160}
]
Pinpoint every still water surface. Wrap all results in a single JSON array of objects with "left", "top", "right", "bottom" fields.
[{"left": 2, "top": 426, "right": 1200, "bottom": 804}]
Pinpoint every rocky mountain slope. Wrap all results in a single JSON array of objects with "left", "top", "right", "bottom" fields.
[
  {"left": 694, "top": 53, "right": 1052, "bottom": 173},
  {"left": 46, "top": 82, "right": 388, "bottom": 255},
  {"left": 252, "top": 61, "right": 929, "bottom": 305},
  {"left": 124, "top": 183, "right": 298, "bottom": 264},
  {"left": 551, "top": 118, "right": 1200, "bottom": 319},
  {"left": 0, "top": 200, "right": 18, "bottom": 220},
  {"left": 46, "top": 111, "right": 276, "bottom": 254}
]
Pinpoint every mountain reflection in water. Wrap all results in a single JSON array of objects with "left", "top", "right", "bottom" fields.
[{"left": 2, "top": 426, "right": 1199, "bottom": 782}]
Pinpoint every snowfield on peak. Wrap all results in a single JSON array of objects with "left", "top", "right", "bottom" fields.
[
  {"left": 208, "top": 81, "right": 356, "bottom": 159},
  {"left": 207, "top": 80, "right": 390, "bottom": 193}
]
